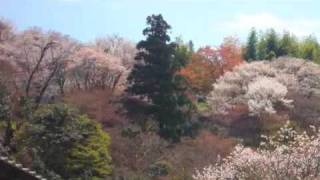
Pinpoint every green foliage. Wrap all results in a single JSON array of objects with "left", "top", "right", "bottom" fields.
[
  {"left": 127, "top": 14, "right": 193, "bottom": 142},
  {"left": 265, "top": 29, "right": 279, "bottom": 60},
  {"left": 172, "top": 44, "right": 192, "bottom": 71},
  {"left": 0, "top": 84, "right": 10, "bottom": 121},
  {"left": 0, "top": 84, "right": 13, "bottom": 147},
  {"left": 266, "top": 50, "right": 276, "bottom": 60},
  {"left": 29, "top": 149, "right": 63, "bottom": 180},
  {"left": 195, "top": 101, "right": 210, "bottom": 113},
  {"left": 257, "top": 34, "right": 267, "bottom": 60},
  {"left": 66, "top": 116, "right": 112, "bottom": 179},
  {"left": 278, "top": 32, "right": 299, "bottom": 57},
  {"left": 244, "top": 28, "right": 258, "bottom": 61},
  {"left": 22, "top": 104, "right": 112, "bottom": 179},
  {"left": 245, "top": 29, "right": 320, "bottom": 63},
  {"left": 127, "top": 14, "right": 174, "bottom": 98},
  {"left": 299, "top": 36, "right": 320, "bottom": 62},
  {"left": 19, "top": 96, "right": 35, "bottom": 121}
]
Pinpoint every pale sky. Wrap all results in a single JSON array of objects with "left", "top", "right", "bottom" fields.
[{"left": 0, "top": 0, "right": 319, "bottom": 47}]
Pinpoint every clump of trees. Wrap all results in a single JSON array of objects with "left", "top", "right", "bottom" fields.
[
  {"left": 244, "top": 28, "right": 320, "bottom": 63},
  {"left": 208, "top": 60, "right": 290, "bottom": 117},
  {"left": 208, "top": 57, "right": 320, "bottom": 122},
  {"left": 0, "top": 20, "right": 134, "bottom": 107},
  {"left": 180, "top": 37, "right": 244, "bottom": 96},
  {"left": 11, "top": 28, "right": 78, "bottom": 104}
]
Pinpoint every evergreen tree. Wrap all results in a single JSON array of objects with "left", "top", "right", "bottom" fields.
[
  {"left": 127, "top": 14, "right": 193, "bottom": 142},
  {"left": 265, "top": 29, "right": 279, "bottom": 60},
  {"left": 278, "top": 32, "right": 299, "bottom": 57},
  {"left": 245, "top": 28, "right": 258, "bottom": 61},
  {"left": 257, "top": 33, "right": 267, "bottom": 60},
  {"left": 299, "top": 35, "right": 320, "bottom": 63}
]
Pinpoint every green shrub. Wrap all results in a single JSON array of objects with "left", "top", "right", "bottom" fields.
[{"left": 20, "top": 104, "right": 112, "bottom": 179}]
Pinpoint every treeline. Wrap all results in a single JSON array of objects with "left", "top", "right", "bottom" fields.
[{"left": 244, "top": 28, "right": 320, "bottom": 63}]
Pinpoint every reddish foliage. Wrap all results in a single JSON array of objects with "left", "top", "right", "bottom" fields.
[
  {"left": 180, "top": 53, "right": 222, "bottom": 94},
  {"left": 219, "top": 37, "right": 245, "bottom": 72},
  {"left": 180, "top": 38, "right": 244, "bottom": 95}
]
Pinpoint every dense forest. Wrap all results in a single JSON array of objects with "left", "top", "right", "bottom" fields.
[{"left": 1, "top": 13, "right": 320, "bottom": 179}]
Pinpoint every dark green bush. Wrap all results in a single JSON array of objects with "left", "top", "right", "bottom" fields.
[{"left": 19, "top": 104, "right": 112, "bottom": 179}]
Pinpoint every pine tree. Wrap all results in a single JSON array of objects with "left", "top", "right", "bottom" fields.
[
  {"left": 257, "top": 33, "right": 267, "bottom": 60},
  {"left": 265, "top": 29, "right": 279, "bottom": 60},
  {"left": 127, "top": 14, "right": 192, "bottom": 142},
  {"left": 245, "top": 28, "right": 258, "bottom": 61}
]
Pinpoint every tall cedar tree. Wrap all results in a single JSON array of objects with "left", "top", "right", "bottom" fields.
[
  {"left": 127, "top": 14, "right": 192, "bottom": 142},
  {"left": 245, "top": 28, "right": 258, "bottom": 61},
  {"left": 265, "top": 29, "right": 279, "bottom": 60}
]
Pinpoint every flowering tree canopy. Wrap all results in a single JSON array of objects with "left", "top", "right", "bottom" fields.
[
  {"left": 193, "top": 121, "right": 320, "bottom": 180},
  {"left": 67, "top": 46, "right": 125, "bottom": 91},
  {"left": 208, "top": 57, "right": 320, "bottom": 118},
  {"left": 246, "top": 77, "right": 292, "bottom": 115}
]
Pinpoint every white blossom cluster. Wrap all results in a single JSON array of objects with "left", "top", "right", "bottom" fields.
[
  {"left": 246, "top": 77, "right": 292, "bottom": 115},
  {"left": 193, "top": 122, "right": 320, "bottom": 180},
  {"left": 207, "top": 57, "right": 320, "bottom": 116}
]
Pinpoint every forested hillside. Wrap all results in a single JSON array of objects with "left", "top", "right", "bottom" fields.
[{"left": 1, "top": 13, "right": 320, "bottom": 180}]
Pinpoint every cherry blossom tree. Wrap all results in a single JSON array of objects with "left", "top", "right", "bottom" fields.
[
  {"left": 95, "top": 35, "right": 137, "bottom": 70},
  {"left": 246, "top": 77, "right": 292, "bottom": 116},
  {"left": 10, "top": 28, "right": 78, "bottom": 105},
  {"left": 193, "top": 121, "right": 320, "bottom": 180},
  {"left": 67, "top": 46, "right": 125, "bottom": 92},
  {"left": 207, "top": 56, "right": 320, "bottom": 134}
]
